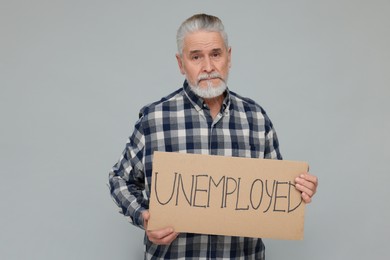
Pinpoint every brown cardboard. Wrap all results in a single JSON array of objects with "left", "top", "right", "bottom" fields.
[{"left": 148, "top": 151, "right": 308, "bottom": 240}]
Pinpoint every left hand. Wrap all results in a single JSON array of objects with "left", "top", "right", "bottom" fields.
[
  {"left": 295, "top": 173, "right": 318, "bottom": 203},
  {"left": 142, "top": 210, "right": 179, "bottom": 245}
]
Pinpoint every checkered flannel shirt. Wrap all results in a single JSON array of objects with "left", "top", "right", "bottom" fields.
[{"left": 109, "top": 81, "right": 282, "bottom": 259}]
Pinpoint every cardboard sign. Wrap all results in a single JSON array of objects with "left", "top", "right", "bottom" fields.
[{"left": 148, "top": 152, "right": 308, "bottom": 240}]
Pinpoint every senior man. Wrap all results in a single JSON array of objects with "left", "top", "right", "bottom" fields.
[{"left": 109, "top": 13, "right": 318, "bottom": 259}]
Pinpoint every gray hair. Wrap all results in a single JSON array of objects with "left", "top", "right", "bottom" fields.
[{"left": 176, "top": 14, "right": 229, "bottom": 56}]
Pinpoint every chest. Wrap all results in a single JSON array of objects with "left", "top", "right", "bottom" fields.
[{"left": 144, "top": 109, "right": 266, "bottom": 158}]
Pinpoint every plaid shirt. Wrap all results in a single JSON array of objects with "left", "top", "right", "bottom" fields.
[{"left": 109, "top": 81, "right": 282, "bottom": 259}]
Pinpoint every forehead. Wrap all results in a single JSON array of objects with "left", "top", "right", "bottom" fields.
[{"left": 183, "top": 31, "right": 226, "bottom": 53}]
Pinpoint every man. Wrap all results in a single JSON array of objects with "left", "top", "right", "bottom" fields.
[{"left": 109, "top": 13, "right": 318, "bottom": 259}]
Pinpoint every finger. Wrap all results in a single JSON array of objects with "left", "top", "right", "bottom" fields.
[
  {"left": 302, "top": 173, "right": 319, "bottom": 188},
  {"left": 158, "top": 232, "right": 180, "bottom": 245},
  {"left": 295, "top": 175, "right": 317, "bottom": 193},
  {"left": 301, "top": 192, "right": 312, "bottom": 204},
  {"left": 142, "top": 210, "right": 150, "bottom": 229},
  {"left": 295, "top": 182, "right": 315, "bottom": 198},
  {"left": 147, "top": 228, "right": 178, "bottom": 245},
  {"left": 142, "top": 210, "right": 150, "bottom": 221},
  {"left": 148, "top": 227, "right": 175, "bottom": 240}
]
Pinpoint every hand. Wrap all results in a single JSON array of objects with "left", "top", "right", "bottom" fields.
[
  {"left": 295, "top": 173, "right": 318, "bottom": 203},
  {"left": 142, "top": 210, "right": 179, "bottom": 245}
]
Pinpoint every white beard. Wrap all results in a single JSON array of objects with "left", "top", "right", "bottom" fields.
[
  {"left": 188, "top": 72, "right": 228, "bottom": 99},
  {"left": 190, "top": 82, "right": 227, "bottom": 99}
]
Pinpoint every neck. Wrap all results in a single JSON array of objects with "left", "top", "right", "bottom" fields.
[{"left": 204, "top": 94, "right": 224, "bottom": 119}]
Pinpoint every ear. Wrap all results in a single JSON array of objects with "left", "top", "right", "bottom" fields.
[
  {"left": 176, "top": 54, "right": 186, "bottom": 75},
  {"left": 227, "top": 47, "right": 232, "bottom": 69}
]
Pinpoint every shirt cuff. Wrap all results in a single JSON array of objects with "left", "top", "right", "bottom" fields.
[{"left": 134, "top": 207, "right": 146, "bottom": 229}]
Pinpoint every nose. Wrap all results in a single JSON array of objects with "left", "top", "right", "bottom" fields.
[{"left": 202, "top": 56, "right": 214, "bottom": 73}]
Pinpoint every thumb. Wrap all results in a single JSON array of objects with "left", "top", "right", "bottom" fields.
[{"left": 142, "top": 210, "right": 150, "bottom": 229}]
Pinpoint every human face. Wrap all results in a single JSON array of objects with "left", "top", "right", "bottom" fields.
[{"left": 176, "top": 31, "right": 231, "bottom": 97}]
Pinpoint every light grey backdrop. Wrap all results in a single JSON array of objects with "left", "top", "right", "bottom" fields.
[{"left": 1, "top": 0, "right": 389, "bottom": 259}]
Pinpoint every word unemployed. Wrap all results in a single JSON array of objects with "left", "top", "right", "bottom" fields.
[{"left": 153, "top": 172, "right": 303, "bottom": 213}]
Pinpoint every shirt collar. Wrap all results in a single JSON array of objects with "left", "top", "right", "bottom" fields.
[{"left": 182, "top": 80, "right": 231, "bottom": 113}]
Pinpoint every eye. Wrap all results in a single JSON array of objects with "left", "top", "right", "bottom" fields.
[{"left": 211, "top": 51, "right": 221, "bottom": 59}]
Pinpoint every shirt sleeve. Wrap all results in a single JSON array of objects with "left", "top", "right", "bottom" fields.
[
  {"left": 108, "top": 116, "right": 148, "bottom": 229},
  {"left": 263, "top": 112, "right": 283, "bottom": 160}
]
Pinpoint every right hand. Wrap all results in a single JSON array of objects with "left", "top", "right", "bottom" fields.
[{"left": 142, "top": 210, "right": 179, "bottom": 245}]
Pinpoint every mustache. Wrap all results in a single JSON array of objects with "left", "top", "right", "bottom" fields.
[{"left": 197, "top": 72, "right": 224, "bottom": 84}]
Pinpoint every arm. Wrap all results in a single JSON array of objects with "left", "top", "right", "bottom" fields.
[
  {"left": 108, "top": 116, "right": 180, "bottom": 245},
  {"left": 262, "top": 111, "right": 318, "bottom": 203},
  {"left": 263, "top": 111, "right": 283, "bottom": 160},
  {"left": 108, "top": 119, "right": 148, "bottom": 228}
]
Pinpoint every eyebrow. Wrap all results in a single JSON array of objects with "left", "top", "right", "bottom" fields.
[
  {"left": 189, "top": 50, "right": 202, "bottom": 55},
  {"left": 189, "top": 48, "right": 223, "bottom": 55}
]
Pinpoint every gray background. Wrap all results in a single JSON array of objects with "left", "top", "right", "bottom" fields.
[{"left": 1, "top": 0, "right": 389, "bottom": 259}]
